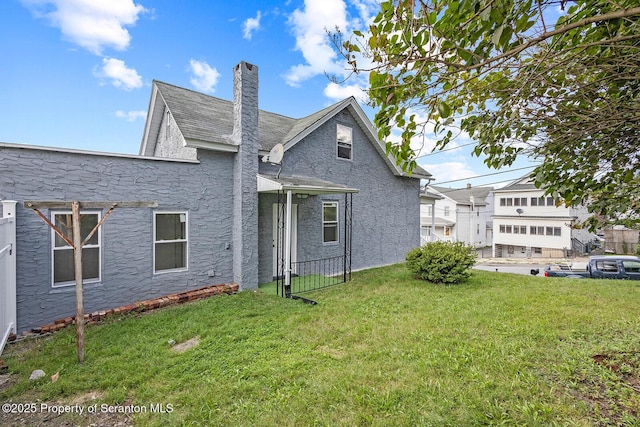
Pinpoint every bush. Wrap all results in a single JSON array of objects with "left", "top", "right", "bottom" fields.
[{"left": 406, "top": 241, "right": 477, "bottom": 284}]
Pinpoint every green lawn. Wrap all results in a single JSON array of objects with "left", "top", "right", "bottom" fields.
[{"left": 1, "top": 264, "right": 639, "bottom": 426}]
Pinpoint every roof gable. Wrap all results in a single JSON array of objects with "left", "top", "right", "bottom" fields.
[{"left": 140, "top": 81, "right": 432, "bottom": 180}]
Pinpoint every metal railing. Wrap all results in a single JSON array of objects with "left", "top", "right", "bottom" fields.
[{"left": 281, "top": 255, "right": 349, "bottom": 297}]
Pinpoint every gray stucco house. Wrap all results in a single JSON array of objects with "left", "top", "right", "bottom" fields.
[{"left": 1, "top": 61, "right": 431, "bottom": 333}]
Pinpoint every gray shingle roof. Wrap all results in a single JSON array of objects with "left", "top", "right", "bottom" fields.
[
  {"left": 154, "top": 81, "right": 295, "bottom": 151},
  {"left": 146, "top": 80, "right": 432, "bottom": 180},
  {"left": 430, "top": 185, "right": 493, "bottom": 205}
]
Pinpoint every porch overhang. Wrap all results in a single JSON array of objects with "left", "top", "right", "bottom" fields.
[{"left": 257, "top": 174, "right": 359, "bottom": 195}]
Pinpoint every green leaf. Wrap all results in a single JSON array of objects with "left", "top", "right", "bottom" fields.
[{"left": 438, "top": 102, "right": 452, "bottom": 118}]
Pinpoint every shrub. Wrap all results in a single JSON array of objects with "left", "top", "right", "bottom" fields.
[{"left": 406, "top": 241, "right": 477, "bottom": 284}]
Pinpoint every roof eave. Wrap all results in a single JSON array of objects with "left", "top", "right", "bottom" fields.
[{"left": 185, "top": 138, "right": 238, "bottom": 153}]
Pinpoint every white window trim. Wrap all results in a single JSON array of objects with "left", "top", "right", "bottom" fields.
[
  {"left": 336, "top": 123, "right": 353, "bottom": 161},
  {"left": 51, "top": 210, "right": 102, "bottom": 288},
  {"left": 322, "top": 201, "right": 339, "bottom": 244},
  {"left": 153, "top": 211, "right": 189, "bottom": 274}
]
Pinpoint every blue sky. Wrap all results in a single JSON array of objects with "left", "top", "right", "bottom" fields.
[{"left": 0, "top": 0, "right": 538, "bottom": 187}]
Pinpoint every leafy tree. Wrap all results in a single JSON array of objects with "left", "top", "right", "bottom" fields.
[{"left": 336, "top": 0, "right": 640, "bottom": 230}]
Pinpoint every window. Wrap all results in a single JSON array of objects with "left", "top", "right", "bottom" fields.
[
  {"left": 477, "top": 224, "right": 480, "bottom": 235},
  {"left": 547, "top": 196, "right": 555, "bottom": 206},
  {"left": 596, "top": 260, "right": 618, "bottom": 273},
  {"left": 538, "top": 196, "right": 546, "bottom": 206},
  {"left": 533, "top": 247, "right": 542, "bottom": 254},
  {"left": 499, "top": 225, "right": 506, "bottom": 233},
  {"left": 500, "top": 198, "right": 506, "bottom": 207},
  {"left": 336, "top": 124, "right": 352, "bottom": 160},
  {"left": 506, "top": 225, "right": 512, "bottom": 233},
  {"left": 537, "top": 226, "right": 544, "bottom": 235},
  {"left": 154, "top": 212, "right": 188, "bottom": 273},
  {"left": 513, "top": 225, "right": 520, "bottom": 234},
  {"left": 52, "top": 211, "right": 101, "bottom": 287},
  {"left": 545, "top": 226, "right": 561, "bottom": 236},
  {"left": 520, "top": 198, "right": 527, "bottom": 206},
  {"left": 531, "top": 197, "right": 538, "bottom": 206},
  {"left": 322, "top": 201, "right": 339, "bottom": 243},
  {"left": 444, "top": 206, "right": 450, "bottom": 217},
  {"left": 623, "top": 260, "right": 640, "bottom": 273},
  {"left": 520, "top": 226, "right": 527, "bottom": 234},
  {"left": 530, "top": 226, "right": 537, "bottom": 235}
]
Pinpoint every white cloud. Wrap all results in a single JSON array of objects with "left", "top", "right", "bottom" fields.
[
  {"left": 323, "top": 81, "right": 368, "bottom": 103},
  {"left": 188, "top": 59, "right": 221, "bottom": 93},
  {"left": 243, "top": 11, "right": 261, "bottom": 40},
  {"left": 284, "top": 0, "right": 349, "bottom": 87},
  {"left": 22, "top": 0, "right": 147, "bottom": 55},
  {"left": 94, "top": 57, "right": 142, "bottom": 90},
  {"left": 115, "top": 110, "right": 146, "bottom": 121}
]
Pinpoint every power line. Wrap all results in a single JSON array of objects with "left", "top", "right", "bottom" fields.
[{"left": 430, "top": 165, "right": 537, "bottom": 186}]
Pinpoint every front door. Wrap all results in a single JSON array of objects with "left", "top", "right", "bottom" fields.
[{"left": 273, "top": 203, "right": 297, "bottom": 278}]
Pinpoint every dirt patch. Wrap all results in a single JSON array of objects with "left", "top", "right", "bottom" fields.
[
  {"left": 171, "top": 336, "right": 200, "bottom": 353},
  {"left": 569, "top": 351, "right": 640, "bottom": 425},
  {"left": 0, "top": 374, "right": 18, "bottom": 392}
]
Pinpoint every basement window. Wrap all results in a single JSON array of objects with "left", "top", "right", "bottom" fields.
[
  {"left": 51, "top": 211, "right": 101, "bottom": 287},
  {"left": 154, "top": 212, "right": 188, "bottom": 273}
]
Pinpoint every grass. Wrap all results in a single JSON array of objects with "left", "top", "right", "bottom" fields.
[
  {"left": 258, "top": 273, "right": 345, "bottom": 295},
  {"left": 1, "top": 264, "right": 640, "bottom": 426}
]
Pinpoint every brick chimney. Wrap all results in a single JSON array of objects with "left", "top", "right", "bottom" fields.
[{"left": 232, "top": 61, "right": 259, "bottom": 290}]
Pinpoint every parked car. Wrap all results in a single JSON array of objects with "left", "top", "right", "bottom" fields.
[{"left": 544, "top": 255, "right": 640, "bottom": 280}]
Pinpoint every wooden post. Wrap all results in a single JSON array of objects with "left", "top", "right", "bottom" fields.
[
  {"left": 71, "top": 201, "right": 85, "bottom": 364},
  {"left": 24, "top": 200, "right": 157, "bottom": 364}
]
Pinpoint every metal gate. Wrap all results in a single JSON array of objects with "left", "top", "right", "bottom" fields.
[
  {"left": 276, "top": 192, "right": 352, "bottom": 303},
  {"left": 1, "top": 201, "right": 17, "bottom": 354}
]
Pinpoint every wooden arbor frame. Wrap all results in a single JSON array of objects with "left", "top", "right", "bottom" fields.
[{"left": 24, "top": 201, "right": 157, "bottom": 364}]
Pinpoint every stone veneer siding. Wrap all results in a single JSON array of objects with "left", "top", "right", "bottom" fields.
[
  {"left": 1, "top": 144, "right": 236, "bottom": 332},
  {"left": 257, "top": 108, "right": 421, "bottom": 284}
]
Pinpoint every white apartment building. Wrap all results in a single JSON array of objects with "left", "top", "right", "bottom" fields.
[{"left": 492, "top": 175, "right": 596, "bottom": 258}]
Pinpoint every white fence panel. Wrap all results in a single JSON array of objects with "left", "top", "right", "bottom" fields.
[{"left": 0, "top": 201, "right": 17, "bottom": 355}]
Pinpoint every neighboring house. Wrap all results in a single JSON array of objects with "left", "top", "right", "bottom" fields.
[
  {"left": 421, "top": 184, "right": 493, "bottom": 248},
  {"left": 492, "top": 175, "right": 596, "bottom": 258},
  {"left": 419, "top": 189, "right": 442, "bottom": 245},
  {"left": 0, "top": 61, "right": 432, "bottom": 333}
]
